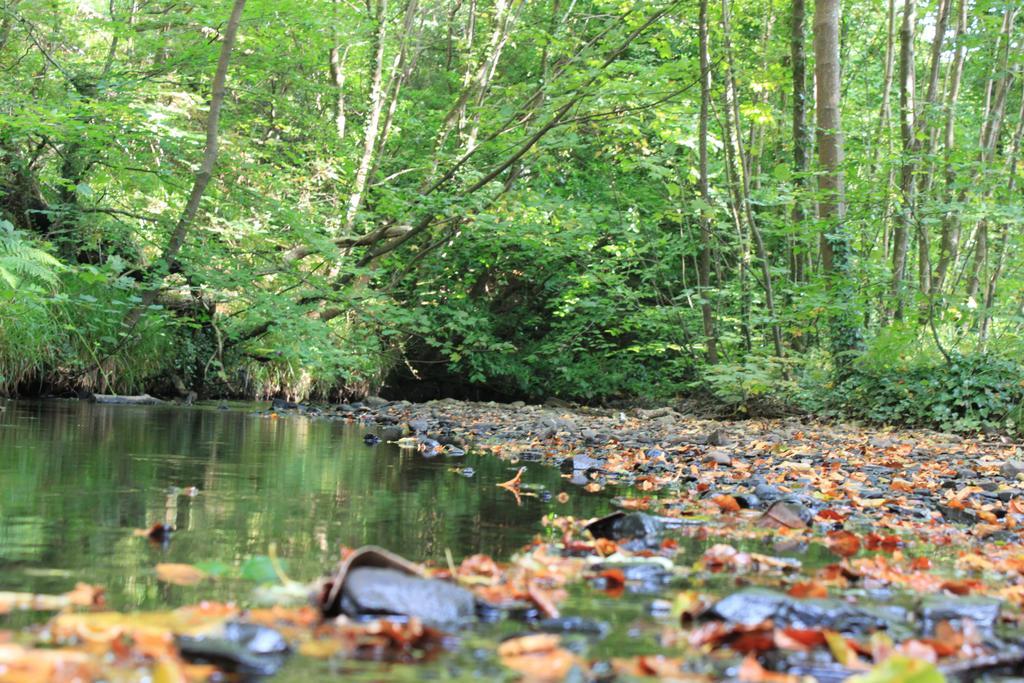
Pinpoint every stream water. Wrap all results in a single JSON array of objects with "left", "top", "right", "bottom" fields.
[{"left": 0, "top": 399, "right": 660, "bottom": 679}]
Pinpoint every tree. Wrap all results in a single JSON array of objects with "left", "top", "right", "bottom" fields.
[{"left": 814, "top": 0, "right": 862, "bottom": 367}]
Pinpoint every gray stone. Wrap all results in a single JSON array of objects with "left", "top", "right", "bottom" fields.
[
  {"left": 340, "top": 567, "right": 476, "bottom": 628},
  {"left": 919, "top": 595, "right": 1001, "bottom": 635},
  {"left": 1001, "top": 461, "right": 1024, "bottom": 478}
]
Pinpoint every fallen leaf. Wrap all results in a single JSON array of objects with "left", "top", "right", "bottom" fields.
[
  {"left": 712, "top": 495, "right": 741, "bottom": 512},
  {"left": 825, "top": 530, "right": 861, "bottom": 557},
  {"left": 155, "top": 564, "right": 207, "bottom": 586}
]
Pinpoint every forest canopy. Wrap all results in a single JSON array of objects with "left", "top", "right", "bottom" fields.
[{"left": 0, "top": 0, "right": 1022, "bottom": 433}]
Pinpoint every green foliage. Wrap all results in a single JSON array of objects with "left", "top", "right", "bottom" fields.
[
  {"left": 830, "top": 347, "right": 1024, "bottom": 434},
  {"left": 0, "top": 0, "right": 1021, "bottom": 434},
  {"left": 0, "top": 221, "right": 63, "bottom": 291},
  {"left": 701, "top": 356, "right": 794, "bottom": 411}
]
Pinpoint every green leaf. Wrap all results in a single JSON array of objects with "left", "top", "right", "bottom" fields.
[
  {"left": 240, "top": 555, "right": 281, "bottom": 583},
  {"left": 193, "top": 560, "right": 231, "bottom": 577},
  {"left": 772, "top": 163, "right": 791, "bottom": 181},
  {"left": 847, "top": 656, "right": 945, "bottom": 683}
]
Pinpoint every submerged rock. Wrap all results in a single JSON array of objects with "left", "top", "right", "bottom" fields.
[
  {"left": 585, "top": 512, "right": 663, "bottom": 542},
  {"left": 177, "top": 622, "right": 289, "bottom": 676}
]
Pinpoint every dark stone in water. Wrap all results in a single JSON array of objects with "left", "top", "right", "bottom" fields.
[
  {"left": 363, "top": 434, "right": 381, "bottom": 445},
  {"left": 591, "top": 562, "right": 670, "bottom": 583},
  {"left": 709, "top": 588, "right": 888, "bottom": 633},
  {"left": 919, "top": 595, "right": 1001, "bottom": 635},
  {"left": 733, "top": 493, "right": 761, "bottom": 510},
  {"left": 340, "top": 567, "right": 476, "bottom": 629},
  {"left": 585, "top": 512, "right": 662, "bottom": 542},
  {"left": 379, "top": 425, "right": 404, "bottom": 442},
  {"left": 177, "top": 622, "right": 290, "bottom": 676},
  {"left": 271, "top": 398, "right": 301, "bottom": 412}
]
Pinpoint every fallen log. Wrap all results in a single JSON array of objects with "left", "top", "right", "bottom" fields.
[{"left": 88, "top": 393, "right": 164, "bottom": 405}]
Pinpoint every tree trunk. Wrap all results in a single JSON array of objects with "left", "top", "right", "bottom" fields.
[
  {"left": 980, "top": 89, "right": 1024, "bottom": 342},
  {"left": 697, "top": 0, "right": 717, "bottom": 364},
  {"left": 790, "top": 0, "right": 811, "bottom": 291},
  {"left": 343, "top": 0, "right": 388, "bottom": 233},
  {"left": 932, "top": 0, "right": 966, "bottom": 295},
  {"left": 814, "top": 0, "right": 861, "bottom": 365},
  {"left": 329, "top": 45, "right": 349, "bottom": 140},
  {"left": 890, "top": 0, "right": 915, "bottom": 322},
  {"left": 124, "top": 0, "right": 246, "bottom": 328},
  {"left": 722, "top": 0, "right": 783, "bottom": 359},
  {"left": 875, "top": 0, "right": 897, "bottom": 268}
]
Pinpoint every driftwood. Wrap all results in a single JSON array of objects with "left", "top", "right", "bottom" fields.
[{"left": 89, "top": 393, "right": 164, "bottom": 405}]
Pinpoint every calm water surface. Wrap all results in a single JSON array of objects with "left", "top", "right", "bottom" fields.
[{"left": 0, "top": 399, "right": 613, "bottom": 610}]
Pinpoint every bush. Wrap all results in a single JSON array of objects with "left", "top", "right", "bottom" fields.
[{"left": 831, "top": 352, "right": 1024, "bottom": 434}]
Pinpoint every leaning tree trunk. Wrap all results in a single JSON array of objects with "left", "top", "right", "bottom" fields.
[{"left": 124, "top": 0, "right": 246, "bottom": 330}]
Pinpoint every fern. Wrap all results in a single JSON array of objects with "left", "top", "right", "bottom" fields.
[{"left": 0, "top": 220, "right": 63, "bottom": 291}]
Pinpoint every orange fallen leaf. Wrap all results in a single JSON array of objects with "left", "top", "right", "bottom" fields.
[
  {"left": 825, "top": 530, "right": 861, "bottom": 557},
  {"left": 712, "top": 495, "right": 741, "bottom": 512},
  {"left": 155, "top": 564, "right": 207, "bottom": 586},
  {"left": 787, "top": 581, "right": 828, "bottom": 599}
]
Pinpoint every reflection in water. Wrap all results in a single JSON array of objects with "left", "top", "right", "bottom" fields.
[{"left": 0, "top": 400, "right": 612, "bottom": 611}]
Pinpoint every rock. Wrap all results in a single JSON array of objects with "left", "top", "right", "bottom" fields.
[
  {"left": 707, "top": 429, "right": 732, "bottom": 447},
  {"left": 90, "top": 393, "right": 164, "bottom": 405},
  {"left": 509, "top": 401, "right": 526, "bottom": 408},
  {"left": 585, "top": 512, "right": 662, "bottom": 541},
  {"left": 378, "top": 425, "right": 404, "bottom": 441},
  {"left": 581, "top": 428, "right": 600, "bottom": 441},
  {"left": 363, "top": 395, "right": 389, "bottom": 408},
  {"left": 322, "top": 546, "right": 476, "bottom": 629},
  {"left": 560, "top": 453, "right": 605, "bottom": 473},
  {"left": 177, "top": 622, "right": 290, "bottom": 676},
  {"left": 758, "top": 500, "right": 812, "bottom": 529},
  {"left": 339, "top": 567, "right": 476, "bottom": 628},
  {"left": 705, "top": 449, "right": 733, "bottom": 466},
  {"left": 709, "top": 588, "right": 888, "bottom": 632},
  {"left": 634, "top": 407, "right": 676, "bottom": 420},
  {"left": 535, "top": 415, "right": 578, "bottom": 436},
  {"left": 1000, "top": 461, "right": 1024, "bottom": 478},
  {"left": 733, "top": 493, "right": 761, "bottom": 510},
  {"left": 408, "top": 419, "right": 429, "bottom": 434},
  {"left": 919, "top": 595, "right": 1001, "bottom": 635},
  {"left": 363, "top": 434, "right": 381, "bottom": 445}
]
